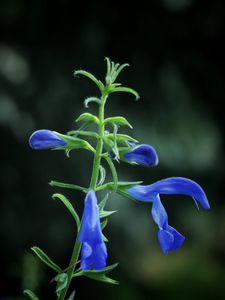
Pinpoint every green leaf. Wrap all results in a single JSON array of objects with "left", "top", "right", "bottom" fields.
[
  {"left": 31, "top": 246, "right": 62, "bottom": 273},
  {"left": 52, "top": 193, "right": 81, "bottom": 230},
  {"left": 50, "top": 181, "right": 87, "bottom": 193},
  {"left": 104, "top": 116, "right": 133, "bottom": 128},
  {"left": 84, "top": 97, "right": 101, "bottom": 108},
  {"left": 97, "top": 165, "right": 106, "bottom": 186},
  {"left": 104, "top": 156, "right": 118, "bottom": 192},
  {"left": 109, "top": 86, "right": 140, "bottom": 100},
  {"left": 76, "top": 112, "right": 99, "bottom": 125},
  {"left": 100, "top": 210, "right": 117, "bottom": 218},
  {"left": 23, "top": 290, "right": 40, "bottom": 300},
  {"left": 67, "top": 291, "right": 76, "bottom": 300},
  {"left": 99, "top": 193, "right": 117, "bottom": 218},
  {"left": 98, "top": 193, "right": 109, "bottom": 211},
  {"left": 74, "top": 69, "right": 104, "bottom": 91},
  {"left": 111, "top": 63, "right": 129, "bottom": 83},
  {"left": 73, "top": 263, "right": 119, "bottom": 285},
  {"left": 101, "top": 218, "right": 108, "bottom": 230},
  {"left": 56, "top": 273, "right": 68, "bottom": 297}
]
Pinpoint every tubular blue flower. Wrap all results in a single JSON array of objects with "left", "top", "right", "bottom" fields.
[
  {"left": 29, "top": 130, "right": 67, "bottom": 150},
  {"left": 78, "top": 190, "right": 107, "bottom": 270},
  {"left": 128, "top": 177, "right": 210, "bottom": 209},
  {"left": 127, "top": 177, "right": 210, "bottom": 254}
]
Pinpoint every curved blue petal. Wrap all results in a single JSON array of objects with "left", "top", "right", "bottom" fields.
[
  {"left": 151, "top": 195, "right": 168, "bottom": 228},
  {"left": 29, "top": 130, "right": 67, "bottom": 150},
  {"left": 78, "top": 190, "right": 107, "bottom": 270},
  {"left": 158, "top": 229, "right": 174, "bottom": 254},
  {"left": 151, "top": 196, "right": 185, "bottom": 253},
  {"left": 164, "top": 224, "right": 185, "bottom": 251},
  {"left": 123, "top": 144, "right": 159, "bottom": 167},
  {"left": 128, "top": 177, "right": 210, "bottom": 209}
]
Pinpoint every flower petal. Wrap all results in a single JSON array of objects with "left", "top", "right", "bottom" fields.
[
  {"left": 78, "top": 190, "right": 107, "bottom": 270},
  {"left": 128, "top": 177, "right": 210, "bottom": 209},
  {"left": 158, "top": 229, "right": 174, "bottom": 254},
  {"left": 164, "top": 224, "right": 185, "bottom": 251},
  {"left": 151, "top": 195, "right": 168, "bottom": 228},
  {"left": 123, "top": 144, "right": 159, "bottom": 167},
  {"left": 29, "top": 130, "right": 67, "bottom": 150}
]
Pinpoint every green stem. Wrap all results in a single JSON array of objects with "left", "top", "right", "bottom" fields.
[
  {"left": 90, "top": 95, "right": 107, "bottom": 189},
  {"left": 58, "top": 238, "right": 81, "bottom": 300},
  {"left": 58, "top": 94, "right": 107, "bottom": 300}
]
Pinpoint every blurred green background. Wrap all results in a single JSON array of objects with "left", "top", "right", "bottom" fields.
[{"left": 1, "top": 0, "right": 225, "bottom": 299}]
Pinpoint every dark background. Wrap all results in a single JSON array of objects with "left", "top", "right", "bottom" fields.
[{"left": 1, "top": 0, "right": 225, "bottom": 299}]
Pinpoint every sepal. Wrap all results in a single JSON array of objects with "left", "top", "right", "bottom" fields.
[
  {"left": 23, "top": 290, "right": 40, "bottom": 300},
  {"left": 55, "top": 133, "right": 95, "bottom": 155},
  {"left": 31, "top": 246, "right": 62, "bottom": 273},
  {"left": 55, "top": 273, "right": 68, "bottom": 297},
  {"left": 73, "top": 263, "right": 119, "bottom": 285}
]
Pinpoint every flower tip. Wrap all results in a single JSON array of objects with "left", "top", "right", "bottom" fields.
[{"left": 29, "top": 129, "right": 67, "bottom": 150}]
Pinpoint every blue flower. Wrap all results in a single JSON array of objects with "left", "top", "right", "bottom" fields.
[
  {"left": 127, "top": 177, "right": 210, "bottom": 254},
  {"left": 78, "top": 190, "right": 107, "bottom": 270},
  {"left": 121, "top": 144, "right": 159, "bottom": 167},
  {"left": 151, "top": 195, "right": 185, "bottom": 254},
  {"left": 29, "top": 130, "right": 67, "bottom": 150}
]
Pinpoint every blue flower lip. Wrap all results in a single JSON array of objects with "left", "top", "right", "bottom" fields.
[
  {"left": 123, "top": 144, "right": 159, "bottom": 167},
  {"left": 29, "top": 129, "right": 67, "bottom": 150}
]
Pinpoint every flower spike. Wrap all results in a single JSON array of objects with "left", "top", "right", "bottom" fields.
[{"left": 78, "top": 190, "right": 107, "bottom": 270}]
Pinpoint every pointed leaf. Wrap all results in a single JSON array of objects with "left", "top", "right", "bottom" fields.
[
  {"left": 104, "top": 156, "right": 118, "bottom": 192},
  {"left": 98, "top": 193, "right": 109, "bottom": 211},
  {"left": 67, "top": 291, "right": 76, "bottom": 300},
  {"left": 56, "top": 273, "right": 68, "bottom": 297},
  {"left": 76, "top": 113, "right": 99, "bottom": 124},
  {"left": 52, "top": 193, "right": 81, "bottom": 230},
  {"left": 104, "top": 116, "right": 133, "bottom": 128},
  {"left": 31, "top": 246, "right": 62, "bottom": 273},
  {"left": 109, "top": 86, "right": 140, "bottom": 100},
  {"left": 84, "top": 97, "right": 101, "bottom": 108},
  {"left": 97, "top": 165, "right": 106, "bottom": 186},
  {"left": 101, "top": 218, "right": 108, "bottom": 230},
  {"left": 74, "top": 70, "right": 104, "bottom": 91},
  {"left": 50, "top": 181, "right": 87, "bottom": 193},
  {"left": 23, "top": 290, "right": 40, "bottom": 300},
  {"left": 100, "top": 210, "right": 117, "bottom": 218},
  {"left": 73, "top": 263, "right": 119, "bottom": 285}
]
